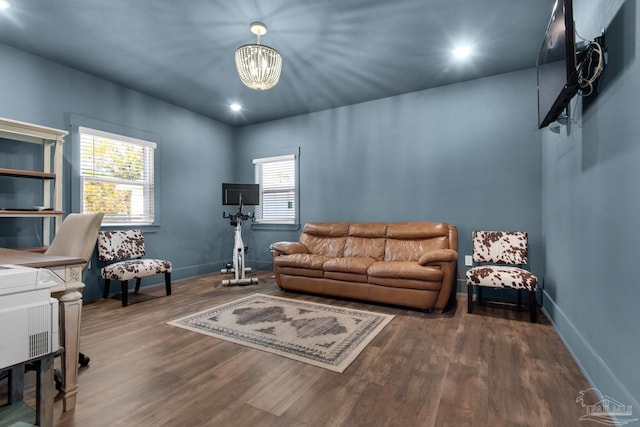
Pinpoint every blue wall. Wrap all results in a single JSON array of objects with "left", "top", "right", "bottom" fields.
[
  {"left": 0, "top": 43, "right": 237, "bottom": 300},
  {"left": 541, "top": 0, "right": 639, "bottom": 411},
  {"left": 235, "top": 69, "right": 543, "bottom": 290}
]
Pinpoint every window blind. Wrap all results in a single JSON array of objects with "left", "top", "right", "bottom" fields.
[
  {"left": 253, "top": 154, "right": 296, "bottom": 224},
  {"left": 79, "top": 126, "right": 155, "bottom": 225}
]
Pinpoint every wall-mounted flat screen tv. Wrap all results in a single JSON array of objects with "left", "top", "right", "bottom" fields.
[
  {"left": 537, "top": 0, "right": 579, "bottom": 129},
  {"left": 222, "top": 183, "right": 259, "bottom": 206}
]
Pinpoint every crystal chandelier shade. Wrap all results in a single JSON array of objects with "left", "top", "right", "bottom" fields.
[{"left": 235, "top": 23, "right": 282, "bottom": 91}]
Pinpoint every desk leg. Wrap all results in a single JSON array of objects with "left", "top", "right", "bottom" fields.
[
  {"left": 58, "top": 288, "right": 83, "bottom": 412},
  {"left": 35, "top": 355, "right": 55, "bottom": 427},
  {"left": 8, "top": 366, "right": 25, "bottom": 404}
]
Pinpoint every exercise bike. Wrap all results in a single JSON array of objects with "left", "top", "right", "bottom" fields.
[{"left": 221, "top": 196, "right": 259, "bottom": 286}]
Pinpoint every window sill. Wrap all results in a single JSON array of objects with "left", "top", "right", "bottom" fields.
[{"left": 251, "top": 223, "right": 300, "bottom": 231}]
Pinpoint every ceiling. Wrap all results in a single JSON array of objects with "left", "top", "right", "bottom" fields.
[{"left": 0, "top": 0, "right": 555, "bottom": 127}]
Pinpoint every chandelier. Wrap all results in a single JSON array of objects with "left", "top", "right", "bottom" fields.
[{"left": 235, "top": 22, "right": 282, "bottom": 91}]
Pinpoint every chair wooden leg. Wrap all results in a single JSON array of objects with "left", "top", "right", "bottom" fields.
[
  {"left": 121, "top": 280, "right": 129, "bottom": 307},
  {"left": 165, "top": 272, "right": 172, "bottom": 296},
  {"left": 467, "top": 284, "right": 474, "bottom": 313},
  {"left": 477, "top": 286, "right": 483, "bottom": 305},
  {"left": 103, "top": 279, "right": 111, "bottom": 298},
  {"left": 517, "top": 289, "right": 522, "bottom": 309},
  {"left": 529, "top": 290, "right": 537, "bottom": 323},
  {"left": 134, "top": 278, "right": 142, "bottom": 293}
]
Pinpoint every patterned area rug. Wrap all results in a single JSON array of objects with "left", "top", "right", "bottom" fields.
[{"left": 167, "top": 293, "right": 394, "bottom": 373}]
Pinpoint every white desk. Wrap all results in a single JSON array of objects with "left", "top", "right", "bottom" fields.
[{"left": 0, "top": 248, "right": 85, "bottom": 412}]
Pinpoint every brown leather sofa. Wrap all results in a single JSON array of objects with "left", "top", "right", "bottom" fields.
[{"left": 271, "top": 221, "right": 458, "bottom": 311}]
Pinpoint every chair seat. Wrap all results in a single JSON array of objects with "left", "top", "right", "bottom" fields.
[
  {"left": 466, "top": 265, "right": 537, "bottom": 291},
  {"left": 101, "top": 259, "right": 172, "bottom": 281}
]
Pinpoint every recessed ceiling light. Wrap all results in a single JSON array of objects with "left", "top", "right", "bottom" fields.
[
  {"left": 0, "top": 0, "right": 11, "bottom": 10},
  {"left": 230, "top": 103, "right": 242, "bottom": 112},
  {"left": 452, "top": 45, "right": 472, "bottom": 60}
]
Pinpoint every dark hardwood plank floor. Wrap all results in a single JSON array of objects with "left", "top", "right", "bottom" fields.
[{"left": 2, "top": 272, "right": 608, "bottom": 426}]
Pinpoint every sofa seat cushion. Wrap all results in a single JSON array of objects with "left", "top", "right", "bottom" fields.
[
  {"left": 278, "top": 266, "right": 325, "bottom": 278},
  {"left": 466, "top": 266, "right": 537, "bottom": 291},
  {"left": 367, "top": 261, "right": 444, "bottom": 292},
  {"left": 367, "top": 261, "right": 444, "bottom": 282},
  {"left": 323, "top": 257, "right": 376, "bottom": 275},
  {"left": 273, "top": 253, "right": 333, "bottom": 270},
  {"left": 322, "top": 257, "right": 374, "bottom": 283}
]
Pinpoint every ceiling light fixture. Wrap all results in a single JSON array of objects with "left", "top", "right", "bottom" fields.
[
  {"left": 452, "top": 44, "right": 471, "bottom": 60},
  {"left": 0, "top": 0, "right": 10, "bottom": 9},
  {"left": 235, "top": 22, "right": 282, "bottom": 91},
  {"left": 230, "top": 103, "right": 242, "bottom": 112}
]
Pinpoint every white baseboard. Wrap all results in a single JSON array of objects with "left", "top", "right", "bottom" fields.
[{"left": 542, "top": 290, "right": 639, "bottom": 423}]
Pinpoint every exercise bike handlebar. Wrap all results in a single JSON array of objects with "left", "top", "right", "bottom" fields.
[
  {"left": 223, "top": 210, "right": 254, "bottom": 222},
  {"left": 223, "top": 197, "right": 255, "bottom": 223}
]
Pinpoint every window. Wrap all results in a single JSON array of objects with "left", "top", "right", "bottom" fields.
[
  {"left": 253, "top": 154, "right": 297, "bottom": 224},
  {"left": 79, "top": 126, "right": 156, "bottom": 225}
]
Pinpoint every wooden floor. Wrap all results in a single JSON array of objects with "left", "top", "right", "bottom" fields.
[{"left": 3, "top": 272, "right": 607, "bottom": 426}]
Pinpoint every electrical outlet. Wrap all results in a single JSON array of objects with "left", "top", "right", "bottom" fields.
[{"left": 465, "top": 255, "right": 473, "bottom": 266}]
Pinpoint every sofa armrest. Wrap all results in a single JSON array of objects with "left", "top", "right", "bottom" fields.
[
  {"left": 418, "top": 249, "right": 458, "bottom": 266},
  {"left": 271, "top": 241, "right": 309, "bottom": 256}
]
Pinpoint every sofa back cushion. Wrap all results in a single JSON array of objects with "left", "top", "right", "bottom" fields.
[
  {"left": 384, "top": 222, "right": 451, "bottom": 261},
  {"left": 300, "top": 222, "right": 349, "bottom": 257},
  {"left": 298, "top": 221, "right": 454, "bottom": 261},
  {"left": 343, "top": 223, "right": 387, "bottom": 260}
]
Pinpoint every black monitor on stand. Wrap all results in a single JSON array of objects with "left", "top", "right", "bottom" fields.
[{"left": 222, "top": 183, "right": 259, "bottom": 207}]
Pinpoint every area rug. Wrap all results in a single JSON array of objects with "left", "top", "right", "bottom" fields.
[{"left": 167, "top": 293, "right": 394, "bottom": 373}]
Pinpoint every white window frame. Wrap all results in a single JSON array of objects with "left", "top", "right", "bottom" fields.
[
  {"left": 79, "top": 126, "right": 156, "bottom": 225},
  {"left": 253, "top": 154, "right": 298, "bottom": 225}
]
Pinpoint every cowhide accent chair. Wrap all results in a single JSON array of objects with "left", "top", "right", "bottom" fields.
[
  {"left": 465, "top": 231, "right": 538, "bottom": 323},
  {"left": 98, "top": 229, "right": 172, "bottom": 307}
]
